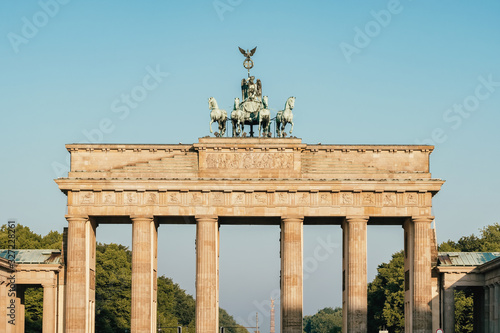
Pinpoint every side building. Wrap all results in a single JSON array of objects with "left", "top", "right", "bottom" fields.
[
  {"left": 0, "top": 249, "right": 65, "bottom": 333},
  {"left": 434, "top": 252, "right": 500, "bottom": 332}
]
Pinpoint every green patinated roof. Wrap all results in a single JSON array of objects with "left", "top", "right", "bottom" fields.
[
  {"left": 438, "top": 252, "right": 500, "bottom": 266},
  {"left": 0, "top": 249, "right": 62, "bottom": 264}
]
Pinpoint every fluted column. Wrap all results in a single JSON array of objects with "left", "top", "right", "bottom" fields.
[
  {"left": 494, "top": 283, "right": 500, "bottom": 333},
  {"left": 43, "top": 283, "right": 57, "bottom": 333},
  {"left": 489, "top": 285, "right": 495, "bottom": 333},
  {"left": 404, "top": 217, "right": 433, "bottom": 333},
  {"left": 443, "top": 287, "right": 455, "bottom": 333},
  {"left": 280, "top": 216, "right": 303, "bottom": 333},
  {"left": 484, "top": 285, "right": 490, "bottom": 333},
  {"left": 195, "top": 216, "right": 219, "bottom": 333},
  {"left": 131, "top": 216, "right": 158, "bottom": 333},
  {"left": 342, "top": 216, "right": 368, "bottom": 333},
  {"left": 65, "top": 216, "right": 96, "bottom": 333}
]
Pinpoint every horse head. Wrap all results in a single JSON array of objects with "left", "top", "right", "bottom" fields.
[
  {"left": 287, "top": 96, "right": 296, "bottom": 110},
  {"left": 208, "top": 97, "right": 215, "bottom": 110},
  {"left": 262, "top": 96, "right": 269, "bottom": 109}
]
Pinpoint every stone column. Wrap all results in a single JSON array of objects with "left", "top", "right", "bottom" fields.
[
  {"left": 342, "top": 216, "right": 368, "bottom": 333},
  {"left": 494, "top": 283, "right": 500, "bottom": 333},
  {"left": 131, "top": 216, "right": 158, "bottom": 333},
  {"left": 65, "top": 216, "right": 97, "bottom": 333},
  {"left": 16, "top": 299, "right": 24, "bottom": 333},
  {"left": 43, "top": 283, "right": 57, "bottom": 333},
  {"left": 484, "top": 285, "right": 490, "bottom": 333},
  {"left": 280, "top": 217, "right": 303, "bottom": 333},
  {"left": 0, "top": 282, "right": 5, "bottom": 331},
  {"left": 15, "top": 286, "right": 25, "bottom": 333},
  {"left": 489, "top": 285, "right": 496, "bottom": 333},
  {"left": 442, "top": 287, "right": 455, "bottom": 333},
  {"left": 195, "top": 216, "right": 219, "bottom": 333},
  {"left": 404, "top": 217, "right": 433, "bottom": 333}
]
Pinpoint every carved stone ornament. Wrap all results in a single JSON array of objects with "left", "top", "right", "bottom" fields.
[{"left": 205, "top": 153, "right": 293, "bottom": 169}]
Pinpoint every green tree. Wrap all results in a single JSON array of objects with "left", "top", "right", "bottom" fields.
[
  {"left": 95, "top": 243, "right": 132, "bottom": 332},
  {"left": 437, "top": 223, "right": 500, "bottom": 252},
  {"left": 454, "top": 289, "right": 473, "bottom": 333},
  {"left": 25, "top": 288, "right": 43, "bottom": 331},
  {"left": 219, "top": 308, "right": 250, "bottom": 333},
  {"left": 367, "top": 251, "right": 405, "bottom": 333},
  {"left": 303, "top": 307, "right": 342, "bottom": 333},
  {"left": 479, "top": 223, "right": 500, "bottom": 251},
  {"left": 0, "top": 224, "right": 62, "bottom": 249}
]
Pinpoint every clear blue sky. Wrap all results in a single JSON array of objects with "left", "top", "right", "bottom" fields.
[{"left": 1, "top": 0, "right": 499, "bottom": 331}]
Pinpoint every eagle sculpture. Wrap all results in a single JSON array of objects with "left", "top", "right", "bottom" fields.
[{"left": 239, "top": 46, "right": 257, "bottom": 59}]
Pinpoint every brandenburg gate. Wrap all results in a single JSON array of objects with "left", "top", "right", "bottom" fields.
[{"left": 55, "top": 137, "right": 444, "bottom": 333}]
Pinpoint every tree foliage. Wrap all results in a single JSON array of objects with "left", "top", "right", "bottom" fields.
[
  {"left": 367, "top": 251, "right": 405, "bottom": 333},
  {"left": 438, "top": 223, "right": 500, "bottom": 252},
  {"left": 0, "top": 223, "right": 62, "bottom": 249},
  {"left": 95, "top": 243, "right": 132, "bottom": 332},
  {"left": 454, "top": 289, "right": 473, "bottom": 333},
  {"left": 303, "top": 307, "right": 342, "bottom": 333}
]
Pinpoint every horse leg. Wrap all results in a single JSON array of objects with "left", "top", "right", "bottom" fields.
[
  {"left": 290, "top": 119, "right": 294, "bottom": 134},
  {"left": 258, "top": 119, "right": 262, "bottom": 137},
  {"left": 220, "top": 121, "right": 225, "bottom": 136}
]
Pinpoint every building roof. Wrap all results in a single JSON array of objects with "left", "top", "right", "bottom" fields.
[
  {"left": 438, "top": 252, "right": 500, "bottom": 266},
  {"left": 0, "top": 249, "right": 62, "bottom": 264}
]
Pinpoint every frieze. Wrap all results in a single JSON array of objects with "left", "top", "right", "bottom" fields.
[
  {"left": 211, "top": 192, "right": 224, "bottom": 205},
  {"left": 146, "top": 192, "right": 158, "bottom": 204},
  {"left": 125, "top": 192, "right": 138, "bottom": 205},
  {"left": 383, "top": 193, "right": 396, "bottom": 206},
  {"left": 406, "top": 193, "right": 418, "bottom": 205},
  {"left": 362, "top": 193, "right": 375, "bottom": 205},
  {"left": 341, "top": 192, "right": 353, "bottom": 205},
  {"left": 232, "top": 192, "right": 245, "bottom": 205},
  {"left": 167, "top": 192, "right": 181, "bottom": 204},
  {"left": 276, "top": 192, "right": 289, "bottom": 205},
  {"left": 72, "top": 190, "right": 431, "bottom": 209},
  {"left": 103, "top": 192, "right": 116, "bottom": 204},
  {"left": 253, "top": 192, "right": 267, "bottom": 205},
  {"left": 190, "top": 192, "right": 203, "bottom": 205},
  {"left": 319, "top": 192, "right": 331, "bottom": 206},
  {"left": 205, "top": 152, "right": 293, "bottom": 169},
  {"left": 80, "top": 191, "right": 94, "bottom": 204},
  {"left": 297, "top": 192, "right": 310, "bottom": 205}
]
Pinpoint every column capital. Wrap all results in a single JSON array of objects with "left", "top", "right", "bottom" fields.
[
  {"left": 130, "top": 215, "right": 154, "bottom": 222},
  {"left": 42, "top": 283, "right": 56, "bottom": 289},
  {"left": 281, "top": 216, "right": 304, "bottom": 223},
  {"left": 412, "top": 216, "right": 434, "bottom": 223},
  {"left": 345, "top": 216, "right": 369, "bottom": 223},
  {"left": 195, "top": 215, "right": 218, "bottom": 223},
  {"left": 65, "top": 215, "right": 89, "bottom": 223}
]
